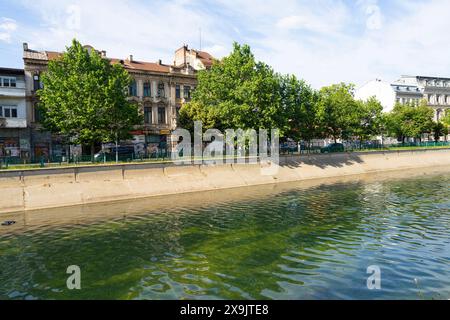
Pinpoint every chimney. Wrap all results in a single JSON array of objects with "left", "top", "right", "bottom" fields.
[
  {"left": 23, "top": 43, "right": 28, "bottom": 51},
  {"left": 128, "top": 55, "right": 133, "bottom": 62},
  {"left": 158, "top": 59, "right": 162, "bottom": 65}
]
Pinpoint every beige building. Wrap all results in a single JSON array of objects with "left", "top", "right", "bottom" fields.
[{"left": 22, "top": 43, "right": 213, "bottom": 159}]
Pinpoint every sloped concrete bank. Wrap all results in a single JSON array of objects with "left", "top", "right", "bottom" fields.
[{"left": 0, "top": 149, "right": 449, "bottom": 214}]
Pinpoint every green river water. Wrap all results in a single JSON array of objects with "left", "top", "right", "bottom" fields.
[{"left": 0, "top": 170, "right": 449, "bottom": 300}]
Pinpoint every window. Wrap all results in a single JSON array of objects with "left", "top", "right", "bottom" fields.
[
  {"left": 176, "top": 85, "right": 181, "bottom": 99},
  {"left": 0, "top": 106, "right": 18, "bottom": 118},
  {"left": 183, "top": 85, "right": 191, "bottom": 99},
  {"left": 144, "top": 106, "right": 152, "bottom": 124},
  {"left": 158, "top": 107, "right": 166, "bottom": 124},
  {"left": 143, "top": 82, "right": 151, "bottom": 97},
  {"left": 33, "top": 75, "right": 41, "bottom": 91},
  {"left": 0, "top": 77, "right": 17, "bottom": 87},
  {"left": 129, "top": 80, "right": 137, "bottom": 96},
  {"left": 157, "top": 82, "right": 165, "bottom": 98}
]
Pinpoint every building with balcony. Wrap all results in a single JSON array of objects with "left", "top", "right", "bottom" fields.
[
  {"left": 356, "top": 76, "right": 450, "bottom": 122},
  {"left": 22, "top": 43, "right": 213, "bottom": 159},
  {"left": 0, "top": 67, "right": 30, "bottom": 159}
]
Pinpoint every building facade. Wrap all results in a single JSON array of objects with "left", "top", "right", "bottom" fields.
[
  {"left": 0, "top": 67, "right": 30, "bottom": 159},
  {"left": 356, "top": 76, "right": 450, "bottom": 122},
  {"left": 22, "top": 43, "right": 212, "bottom": 159}
]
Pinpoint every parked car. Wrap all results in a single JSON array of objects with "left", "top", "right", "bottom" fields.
[
  {"left": 94, "top": 146, "right": 135, "bottom": 162},
  {"left": 280, "top": 142, "right": 298, "bottom": 154},
  {"left": 320, "top": 143, "right": 345, "bottom": 154}
]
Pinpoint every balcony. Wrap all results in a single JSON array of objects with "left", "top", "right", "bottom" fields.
[
  {"left": 0, "top": 85, "right": 26, "bottom": 98},
  {"left": 0, "top": 117, "right": 27, "bottom": 128}
]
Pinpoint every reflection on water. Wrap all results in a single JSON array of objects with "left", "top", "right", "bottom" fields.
[{"left": 0, "top": 171, "right": 449, "bottom": 300}]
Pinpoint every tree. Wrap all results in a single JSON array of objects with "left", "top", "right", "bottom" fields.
[
  {"left": 179, "top": 42, "right": 285, "bottom": 134},
  {"left": 385, "top": 101, "right": 434, "bottom": 143},
  {"left": 38, "top": 39, "right": 142, "bottom": 161},
  {"left": 280, "top": 74, "right": 319, "bottom": 147},
  {"left": 442, "top": 111, "right": 450, "bottom": 141},
  {"left": 431, "top": 121, "right": 448, "bottom": 142},
  {"left": 316, "top": 83, "right": 359, "bottom": 143},
  {"left": 353, "top": 97, "right": 384, "bottom": 147}
]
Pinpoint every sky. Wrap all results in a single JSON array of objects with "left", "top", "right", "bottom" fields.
[{"left": 1, "top": 0, "right": 450, "bottom": 89}]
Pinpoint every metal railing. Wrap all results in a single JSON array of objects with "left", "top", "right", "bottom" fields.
[{"left": 1, "top": 141, "right": 449, "bottom": 170}]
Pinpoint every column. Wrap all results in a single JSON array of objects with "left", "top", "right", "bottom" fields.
[
  {"left": 137, "top": 79, "right": 143, "bottom": 98},
  {"left": 152, "top": 105, "right": 158, "bottom": 124}
]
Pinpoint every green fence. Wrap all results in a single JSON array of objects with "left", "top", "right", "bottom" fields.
[{"left": 1, "top": 141, "right": 449, "bottom": 170}]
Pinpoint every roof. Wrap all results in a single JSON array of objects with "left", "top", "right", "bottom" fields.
[
  {"left": 0, "top": 67, "right": 25, "bottom": 76},
  {"left": 108, "top": 58, "right": 170, "bottom": 73},
  {"left": 24, "top": 45, "right": 214, "bottom": 74},
  {"left": 195, "top": 50, "right": 215, "bottom": 67},
  {"left": 46, "top": 51, "right": 62, "bottom": 61},
  {"left": 27, "top": 50, "right": 172, "bottom": 74}
]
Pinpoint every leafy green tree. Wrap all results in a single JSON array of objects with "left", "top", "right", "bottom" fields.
[
  {"left": 280, "top": 74, "right": 319, "bottom": 147},
  {"left": 38, "top": 39, "right": 142, "bottom": 161},
  {"left": 442, "top": 111, "right": 450, "bottom": 139},
  {"left": 385, "top": 101, "right": 434, "bottom": 143},
  {"left": 179, "top": 42, "right": 285, "bottom": 134},
  {"left": 431, "top": 121, "right": 448, "bottom": 142},
  {"left": 316, "top": 83, "right": 359, "bottom": 143},
  {"left": 353, "top": 97, "right": 384, "bottom": 147}
]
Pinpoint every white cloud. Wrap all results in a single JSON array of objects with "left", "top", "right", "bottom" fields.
[
  {"left": 17, "top": 0, "right": 232, "bottom": 64},
  {"left": 5, "top": 0, "right": 450, "bottom": 89},
  {"left": 0, "top": 17, "right": 18, "bottom": 43}
]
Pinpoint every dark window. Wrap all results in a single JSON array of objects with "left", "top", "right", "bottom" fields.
[
  {"left": 11, "top": 108, "right": 17, "bottom": 118},
  {"left": 158, "top": 107, "right": 166, "bottom": 124},
  {"left": 184, "top": 86, "right": 191, "bottom": 99},
  {"left": 176, "top": 85, "right": 181, "bottom": 99},
  {"left": 33, "top": 75, "right": 40, "bottom": 91},
  {"left": 129, "top": 80, "right": 137, "bottom": 96},
  {"left": 143, "top": 82, "right": 151, "bottom": 97},
  {"left": 4, "top": 108, "right": 10, "bottom": 117},
  {"left": 3, "top": 78, "right": 10, "bottom": 87},
  {"left": 10, "top": 78, "right": 16, "bottom": 87},
  {"left": 0, "top": 106, "right": 2, "bottom": 117},
  {"left": 144, "top": 106, "right": 152, "bottom": 124}
]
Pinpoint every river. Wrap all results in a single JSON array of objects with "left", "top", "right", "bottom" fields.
[{"left": 0, "top": 169, "right": 449, "bottom": 300}]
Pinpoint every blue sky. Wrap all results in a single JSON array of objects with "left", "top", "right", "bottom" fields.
[{"left": 1, "top": 0, "right": 449, "bottom": 88}]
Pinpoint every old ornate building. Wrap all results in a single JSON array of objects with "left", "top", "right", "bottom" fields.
[{"left": 22, "top": 43, "right": 213, "bottom": 159}]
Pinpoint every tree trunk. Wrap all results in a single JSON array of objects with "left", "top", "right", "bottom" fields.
[{"left": 91, "top": 143, "right": 95, "bottom": 163}]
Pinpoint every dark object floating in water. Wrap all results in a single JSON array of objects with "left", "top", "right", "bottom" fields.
[{"left": 1, "top": 221, "right": 16, "bottom": 226}]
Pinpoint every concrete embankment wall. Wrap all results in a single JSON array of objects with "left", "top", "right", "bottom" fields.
[{"left": 1, "top": 149, "right": 449, "bottom": 214}]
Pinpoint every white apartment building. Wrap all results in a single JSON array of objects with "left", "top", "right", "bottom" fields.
[
  {"left": 356, "top": 76, "right": 450, "bottom": 121},
  {"left": 0, "top": 67, "right": 29, "bottom": 159}
]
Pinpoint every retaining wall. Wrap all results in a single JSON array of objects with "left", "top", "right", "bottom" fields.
[{"left": 1, "top": 149, "right": 449, "bottom": 214}]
